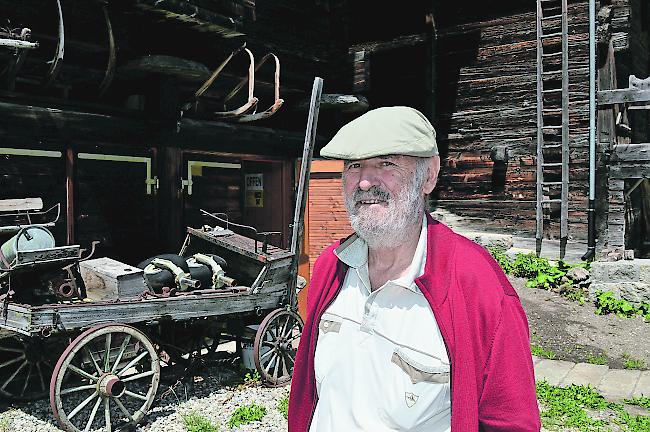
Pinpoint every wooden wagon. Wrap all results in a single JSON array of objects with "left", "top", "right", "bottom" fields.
[{"left": 0, "top": 79, "right": 322, "bottom": 432}]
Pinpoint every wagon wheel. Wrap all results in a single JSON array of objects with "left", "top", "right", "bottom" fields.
[
  {"left": 253, "top": 309, "right": 303, "bottom": 387},
  {"left": 0, "top": 335, "right": 61, "bottom": 400},
  {"left": 50, "top": 324, "right": 160, "bottom": 432},
  {"left": 154, "top": 322, "right": 221, "bottom": 368}
]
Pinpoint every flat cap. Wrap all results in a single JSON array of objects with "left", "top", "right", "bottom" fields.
[{"left": 320, "top": 106, "right": 438, "bottom": 160}]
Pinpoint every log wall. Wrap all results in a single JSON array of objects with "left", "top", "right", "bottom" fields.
[{"left": 434, "top": 1, "right": 592, "bottom": 239}]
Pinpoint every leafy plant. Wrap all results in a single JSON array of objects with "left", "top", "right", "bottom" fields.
[
  {"left": 624, "top": 395, "right": 650, "bottom": 409},
  {"left": 278, "top": 395, "right": 289, "bottom": 420},
  {"left": 487, "top": 247, "right": 512, "bottom": 274},
  {"left": 182, "top": 412, "right": 219, "bottom": 432},
  {"left": 228, "top": 403, "right": 267, "bottom": 428},
  {"left": 0, "top": 415, "right": 10, "bottom": 432},
  {"left": 531, "top": 344, "right": 556, "bottom": 360},
  {"left": 595, "top": 291, "right": 650, "bottom": 322},
  {"left": 586, "top": 353, "right": 607, "bottom": 365},
  {"left": 623, "top": 353, "right": 646, "bottom": 370},
  {"left": 237, "top": 369, "right": 262, "bottom": 389},
  {"left": 536, "top": 381, "right": 650, "bottom": 432}
]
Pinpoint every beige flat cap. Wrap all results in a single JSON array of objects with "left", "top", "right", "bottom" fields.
[{"left": 320, "top": 106, "right": 438, "bottom": 160}]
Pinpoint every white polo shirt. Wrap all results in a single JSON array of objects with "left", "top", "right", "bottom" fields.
[{"left": 310, "top": 216, "right": 451, "bottom": 432}]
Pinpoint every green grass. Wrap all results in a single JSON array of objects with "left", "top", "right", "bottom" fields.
[
  {"left": 182, "top": 412, "right": 219, "bottom": 432},
  {"left": 531, "top": 344, "right": 556, "bottom": 360},
  {"left": 586, "top": 353, "right": 607, "bottom": 365},
  {"left": 623, "top": 354, "right": 647, "bottom": 370},
  {"left": 228, "top": 403, "right": 267, "bottom": 428},
  {"left": 624, "top": 395, "right": 650, "bottom": 409},
  {"left": 537, "top": 381, "right": 650, "bottom": 432},
  {"left": 278, "top": 395, "right": 289, "bottom": 420}
]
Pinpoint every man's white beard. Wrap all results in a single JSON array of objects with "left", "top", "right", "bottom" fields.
[{"left": 344, "top": 179, "right": 425, "bottom": 249}]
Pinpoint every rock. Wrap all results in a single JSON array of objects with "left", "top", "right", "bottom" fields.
[{"left": 567, "top": 267, "right": 590, "bottom": 282}]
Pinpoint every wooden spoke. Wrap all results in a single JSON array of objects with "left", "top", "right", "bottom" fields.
[
  {"left": 20, "top": 364, "right": 33, "bottom": 397},
  {"left": 60, "top": 383, "right": 95, "bottom": 395},
  {"left": 0, "top": 354, "right": 25, "bottom": 370},
  {"left": 124, "top": 389, "right": 148, "bottom": 401},
  {"left": 83, "top": 347, "right": 102, "bottom": 375},
  {"left": 68, "top": 391, "right": 99, "bottom": 420},
  {"left": 103, "top": 333, "right": 112, "bottom": 371},
  {"left": 68, "top": 364, "right": 98, "bottom": 382},
  {"left": 110, "top": 334, "right": 131, "bottom": 373},
  {"left": 121, "top": 370, "right": 155, "bottom": 383},
  {"left": 113, "top": 397, "right": 134, "bottom": 423},
  {"left": 1, "top": 360, "right": 27, "bottom": 390},
  {"left": 84, "top": 395, "right": 102, "bottom": 432},
  {"left": 104, "top": 397, "right": 112, "bottom": 432},
  {"left": 116, "top": 351, "right": 148, "bottom": 378}
]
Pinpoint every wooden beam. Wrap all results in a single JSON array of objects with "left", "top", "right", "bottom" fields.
[
  {"left": 597, "top": 89, "right": 650, "bottom": 105},
  {"left": 612, "top": 143, "right": 650, "bottom": 161},
  {"left": 0, "top": 198, "right": 43, "bottom": 212},
  {"left": 348, "top": 33, "right": 429, "bottom": 54}
]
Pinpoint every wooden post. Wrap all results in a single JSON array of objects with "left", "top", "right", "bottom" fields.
[
  {"left": 158, "top": 146, "right": 183, "bottom": 252},
  {"left": 425, "top": 2, "right": 437, "bottom": 124}
]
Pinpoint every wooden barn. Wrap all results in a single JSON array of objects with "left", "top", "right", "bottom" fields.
[{"left": 1, "top": 0, "right": 649, "bottom": 286}]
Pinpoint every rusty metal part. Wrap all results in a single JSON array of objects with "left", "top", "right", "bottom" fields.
[
  {"left": 43, "top": 0, "right": 65, "bottom": 88},
  {"left": 79, "top": 240, "right": 100, "bottom": 262},
  {"left": 253, "top": 308, "right": 303, "bottom": 387},
  {"left": 50, "top": 323, "right": 160, "bottom": 432},
  {"left": 98, "top": 3, "right": 116, "bottom": 97},
  {"left": 147, "top": 258, "right": 200, "bottom": 291}
]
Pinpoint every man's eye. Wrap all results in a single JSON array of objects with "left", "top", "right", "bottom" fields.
[
  {"left": 380, "top": 161, "right": 395, "bottom": 167},
  {"left": 347, "top": 163, "right": 360, "bottom": 170}
]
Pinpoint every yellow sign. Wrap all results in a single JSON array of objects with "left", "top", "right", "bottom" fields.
[{"left": 245, "top": 173, "right": 264, "bottom": 207}]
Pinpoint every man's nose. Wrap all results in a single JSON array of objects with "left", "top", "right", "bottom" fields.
[{"left": 358, "top": 179, "right": 373, "bottom": 190}]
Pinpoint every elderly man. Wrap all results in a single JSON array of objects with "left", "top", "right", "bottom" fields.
[{"left": 288, "top": 107, "right": 540, "bottom": 431}]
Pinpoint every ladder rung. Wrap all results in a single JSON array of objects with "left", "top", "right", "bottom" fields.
[
  {"left": 543, "top": 108, "right": 562, "bottom": 113},
  {"left": 542, "top": 182, "right": 563, "bottom": 185},
  {"left": 542, "top": 14, "right": 564, "bottom": 20},
  {"left": 542, "top": 70, "right": 561, "bottom": 76},
  {"left": 542, "top": 162, "right": 563, "bottom": 167},
  {"left": 540, "top": 0, "right": 561, "bottom": 3},
  {"left": 542, "top": 88, "right": 562, "bottom": 94},
  {"left": 541, "top": 32, "right": 563, "bottom": 38},
  {"left": 541, "top": 199, "right": 563, "bottom": 203},
  {"left": 542, "top": 52, "right": 563, "bottom": 58},
  {"left": 542, "top": 144, "right": 563, "bottom": 148},
  {"left": 542, "top": 125, "right": 562, "bottom": 129}
]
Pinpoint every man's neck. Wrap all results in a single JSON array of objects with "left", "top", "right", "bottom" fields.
[{"left": 366, "top": 218, "right": 422, "bottom": 291}]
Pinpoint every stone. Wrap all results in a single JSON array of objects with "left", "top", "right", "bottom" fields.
[
  {"left": 561, "top": 363, "right": 609, "bottom": 387},
  {"left": 633, "top": 371, "right": 650, "bottom": 398},
  {"left": 567, "top": 267, "right": 590, "bottom": 282},
  {"left": 598, "top": 369, "right": 641, "bottom": 399},
  {"left": 589, "top": 282, "right": 650, "bottom": 305},
  {"left": 535, "top": 359, "right": 575, "bottom": 386}
]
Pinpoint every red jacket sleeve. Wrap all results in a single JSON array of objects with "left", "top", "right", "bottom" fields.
[{"left": 478, "top": 295, "right": 541, "bottom": 431}]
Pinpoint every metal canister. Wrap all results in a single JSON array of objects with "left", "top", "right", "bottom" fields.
[{"left": 0, "top": 226, "right": 56, "bottom": 264}]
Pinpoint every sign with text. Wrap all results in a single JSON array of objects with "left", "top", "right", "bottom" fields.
[{"left": 245, "top": 173, "right": 264, "bottom": 207}]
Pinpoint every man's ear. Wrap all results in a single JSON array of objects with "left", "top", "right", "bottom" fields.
[{"left": 422, "top": 156, "right": 440, "bottom": 195}]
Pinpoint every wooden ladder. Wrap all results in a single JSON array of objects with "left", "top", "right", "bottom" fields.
[{"left": 535, "top": 0, "right": 570, "bottom": 258}]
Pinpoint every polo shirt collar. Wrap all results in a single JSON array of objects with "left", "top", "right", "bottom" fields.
[{"left": 334, "top": 215, "right": 428, "bottom": 293}]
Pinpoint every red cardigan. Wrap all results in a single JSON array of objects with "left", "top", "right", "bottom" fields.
[{"left": 288, "top": 216, "right": 541, "bottom": 431}]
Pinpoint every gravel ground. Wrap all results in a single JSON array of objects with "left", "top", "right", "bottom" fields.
[
  {"left": 0, "top": 358, "right": 290, "bottom": 432},
  {"left": 513, "top": 276, "right": 650, "bottom": 369}
]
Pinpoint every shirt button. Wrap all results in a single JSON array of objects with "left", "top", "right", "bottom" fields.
[{"left": 323, "top": 322, "right": 329, "bottom": 328}]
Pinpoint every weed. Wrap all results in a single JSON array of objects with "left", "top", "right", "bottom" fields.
[
  {"left": 537, "top": 381, "right": 650, "bottom": 432},
  {"left": 531, "top": 344, "right": 556, "bottom": 360},
  {"left": 278, "top": 395, "right": 289, "bottom": 420},
  {"left": 623, "top": 353, "right": 646, "bottom": 370},
  {"left": 0, "top": 415, "right": 10, "bottom": 432},
  {"left": 624, "top": 395, "right": 650, "bottom": 409},
  {"left": 228, "top": 403, "right": 267, "bottom": 428},
  {"left": 487, "top": 247, "right": 512, "bottom": 274},
  {"left": 182, "top": 412, "right": 219, "bottom": 432},
  {"left": 586, "top": 353, "right": 607, "bottom": 365},
  {"left": 244, "top": 370, "right": 261, "bottom": 385}
]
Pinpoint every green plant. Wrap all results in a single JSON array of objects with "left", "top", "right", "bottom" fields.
[
  {"left": 531, "top": 344, "right": 556, "bottom": 360},
  {"left": 278, "top": 395, "right": 289, "bottom": 420},
  {"left": 623, "top": 353, "right": 646, "bottom": 370},
  {"left": 586, "top": 353, "right": 607, "bottom": 365},
  {"left": 536, "top": 381, "right": 650, "bottom": 432},
  {"left": 0, "top": 415, "right": 9, "bottom": 432},
  {"left": 595, "top": 291, "right": 650, "bottom": 322},
  {"left": 487, "top": 247, "right": 512, "bottom": 274},
  {"left": 624, "top": 395, "right": 650, "bottom": 409},
  {"left": 182, "top": 412, "right": 219, "bottom": 432},
  {"left": 237, "top": 369, "right": 262, "bottom": 389},
  {"left": 228, "top": 403, "right": 267, "bottom": 428}
]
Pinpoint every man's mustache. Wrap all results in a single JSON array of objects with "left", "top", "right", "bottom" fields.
[{"left": 352, "top": 186, "right": 391, "bottom": 203}]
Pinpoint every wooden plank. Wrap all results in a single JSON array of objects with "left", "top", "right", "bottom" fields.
[
  {"left": 6, "top": 285, "right": 286, "bottom": 335},
  {"left": 612, "top": 143, "right": 650, "bottom": 161},
  {"left": 311, "top": 160, "right": 343, "bottom": 173},
  {"left": 0, "top": 198, "right": 43, "bottom": 212},
  {"left": 610, "top": 164, "right": 650, "bottom": 179},
  {"left": 348, "top": 33, "right": 428, "bottom": 54},
  {"left": 597, "top": 89, "right": 650, "bottom": 105}
]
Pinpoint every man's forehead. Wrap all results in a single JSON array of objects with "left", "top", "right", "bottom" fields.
[{"left": 345, "top": 155, "right": 415, "bottom": 164}]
